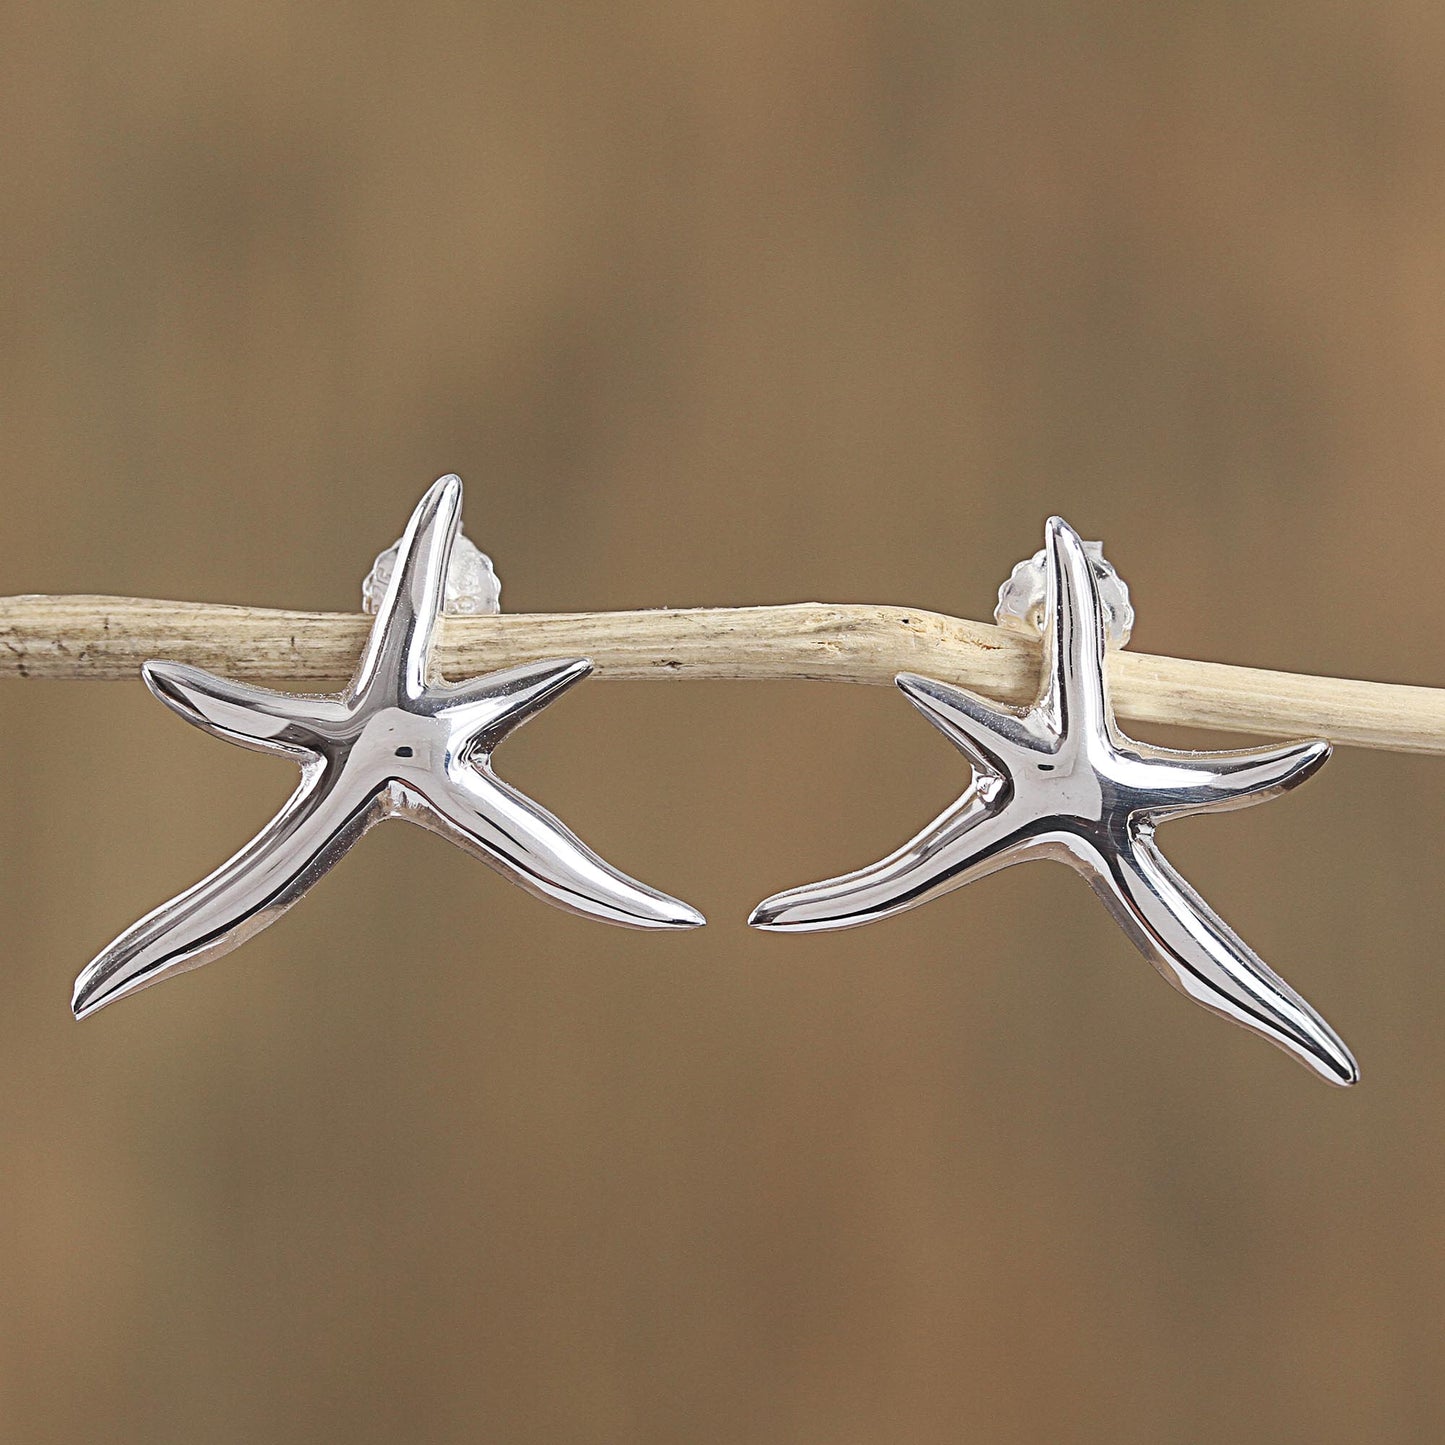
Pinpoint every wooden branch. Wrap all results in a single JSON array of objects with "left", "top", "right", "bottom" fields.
[{"left": 0, "top": 595, "right": 1441, "bottom": 755}]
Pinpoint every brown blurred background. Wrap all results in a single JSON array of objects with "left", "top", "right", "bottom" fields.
[{"left": 2, "top": 3, "right": 1444, "bottom": 1441}]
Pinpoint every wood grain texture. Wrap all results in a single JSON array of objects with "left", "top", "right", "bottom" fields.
[{"left": 2, "top": 594, "right": 1440, "bottom": 754}]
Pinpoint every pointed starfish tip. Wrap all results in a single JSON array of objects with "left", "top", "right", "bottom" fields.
[
  {"left": 1295, "top": 738, "right": 1333, "bottom": 785},
  {"left": 746, "top": 900, "right": 783, "bottom": 929},
  {"left": 71, "top": 971, "right": 114, "bottom": 1021},
  {"left": 140, "top": 658, "right": 185, "bottom": 692},
  {"left": 1309, "top": 1036, "right": 1360, "bottom": 1086},
  {"left": 895, "top": 672, "right": 950, "bottom": 719},
  {"left": 140, "top": 659, "right": 215, "bottom": 722},
  {"left": 427, "top": 472, "right": 463, "bottom": 503},
  {"left": 463, "top": 656, "right": 592, "bottom": 724},
  {"left": 746, "top": 892, "right": 827, "bottom": 931},
  {"left": 553, "top": 657, "right": 593, "bottom": 683},
  {"left": 525, "top": 655, "right": 593, "bottom": 697},
  {"left": 1043, "top": 513, "right": 1089, "bottom": 557},
  {"left": 610, "top": 891, "right": 706, "bottom": 930},
  {"left": 894, "top": 672, "right": 956, "bottom": 710},
  {"left": 397, "top": 474, "right": 465, "bottom": 560},
  {"left": 666, "top": 900, "right": 708, "bottom": 929}
]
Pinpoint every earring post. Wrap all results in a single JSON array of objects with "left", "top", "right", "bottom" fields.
[{"left": 0, "top": 594, "right": 1441, "bottom": 756}]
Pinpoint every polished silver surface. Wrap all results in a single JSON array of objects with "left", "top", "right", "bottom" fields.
[
  {"left": 751, "top": 516, "right": 1356, "bottom": 1086},
  {"left": 362, "top": 504, "right": 501, "bottom": 615},
  {"left": 74, "top": 476, "right": 703, "bottom": 1019},
  {"left": 995, "top": 536, "right": 1134, "bottom": 646}
]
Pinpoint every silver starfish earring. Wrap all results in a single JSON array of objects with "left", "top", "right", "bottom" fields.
[
  {"left": 73, "top": 475, "right": 704, "bottom": 1019},
  {"left": 750, "top": 517, "right": 1356, "bottom": 1086}
]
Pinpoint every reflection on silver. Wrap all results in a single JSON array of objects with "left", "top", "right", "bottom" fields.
[
  {"left": 74, "top": 476, "right": 703, "bottom": 1019},
  {"left": 751, "top": 517, "right": 1356, "bottom": 1086},
  {"left": 995, "top": 535, "right": 1134, "bottom": 647},
  {"left": 362, "top": 525, "right": 501, "bottom": 616}
]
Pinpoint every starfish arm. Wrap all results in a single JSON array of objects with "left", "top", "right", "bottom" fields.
[
  {"left": 1038, "top": 516, "right": 1112, "bottom": 741},
  {"left": 433, "top": 658, "right": 593, "bottom": 750},
  {"left": 144, "top": 661, "right": 347, "bottom": 758},
  {"left": 350, "top": 474, "right": 462, "bottom": 704},
  {"left": 1088, "top": 831, "right": 1358, "bottom": 1085},
  {"left": 895, "top": 672, "right": 1047, "bottom": 773},
  {"left": 72, "top": 769, "right": 383, "bottom": 1018},
  {"left": 1140, "top": 738, "right": 1331, "bottom": 821},
  {"left": 397, "top": 764, "right": 705, "bottom": 930},
  {"left": 748, "top": 788, "right": 1034, "bottom": 932}
]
